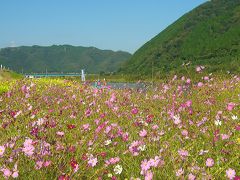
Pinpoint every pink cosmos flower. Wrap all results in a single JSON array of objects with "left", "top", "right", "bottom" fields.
[
  {"left": 22, "top": 145, "right": 35, "bottom": 156},
  {"left": 104, "top": 126, "right": 112, "bottom": 134},
  {"left": 206, "top": 158, "right": 214, "bottom": 167},
  {"left": 196, "top": 66, "right": 205, "bottom": 72},
  {"left": 148, "top": 156, "right": 160, "bottom": 167},
  {"left": 139, "top": 129, "right": 147, "bottom": 137},
  {"left": 176, "top": 168, "right": 184, "bottom": 177},
  {"left": 44, "top": 160, "right": 52, "bottom": 167},
  {"left": 186, "top": 100, "right": 192, "bottom": 107},
  {"left": 12, "top": 171, "right": 19, "bottom": 178},
  {"left": 152, "top": 125, "right": 159, "bottom": 130},
  {"left": 141, "top": 159, "right": 151, "bottom": 174},
  {"left": 1, "top": 168, "right": 12, "bottom": 178},
  {"left": 94, "top": 119, "right": 100, "bottom": 125},
  {"left": 197, "top": 82, "right": 203, "bottom": 87},
  {"left": 129, "top": 141, "right": 144, "bottom": 156},
  {"left": 56, "top": 143, "right": 64, "bottom": 151},
  {"left": 188, "top": 173, "right": 196, "bottom": 180},
  {"left": 23, "top": 138, "right": 33, "bottom": 147},
  {"left": 181, "top": 130, "right": 188, "bottom": 136},
  {"left": 196, "top": 66, "right": 201, "bottom": 72},
  {"left": 178, "top": 149, "right": 189, "bottom": 158},
  {"left": 226, "top": 168, "right": 236, "bottom": 179},
  {"left": 204, "top": 76, "right": 209, "bottom": 81},
  {"left": 88, "top": 156, "right": 98, "bottom": 167},
  {"left": 110, "top": 93, "right": 116, "bottom": 102},
  {"left": 85, "top": 108, "right": 92, "bottom": 117},
  {"left": 105, "top": 157, "right": 120, "bottom": 166},
  {"left": 227, "top": 102, "right": 235, "bottom": 111},
  {"left": 236, "top": 125, "right": 240, "bottom": 131},
  {"left": 221, "top": 134, "right": 230, "bottom": 140},
  {"left": 22, "top": 138, "right": 35, "bottom": 156},
  {"left": 6, "top": 91, "right": 11, "bottom": 98},
  {"left": 122, "top": 132, "right": 129, "bottom": 142},
  {"left": 56, "top": 131, "right": 65, "bottom": 137},
  {"left": 83, "top": 124, "right": 90, "bottom": 131},
  {"left": 35, "top": 161, "right": 44, "bottom": 169},
  {"left": 145, "top": 170, "right": 153, "bottom": 180},
  {"left": 163, "top": 85, "right": 169, "bottom": 91},
  {"left": 0, "top": 145, "right": 5, "bottom": 156}
]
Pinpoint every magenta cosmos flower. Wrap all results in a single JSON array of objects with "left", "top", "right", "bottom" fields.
[
  {"left": 227, "top": 102, "right": 235, "bottom": 111},
  {"left": 131, "top": 107, "right": 138, "bottom": 115}
]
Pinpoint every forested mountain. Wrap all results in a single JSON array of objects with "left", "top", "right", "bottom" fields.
[
  {"left": 0, "top": 45, "right": 131, "bottom": 73},
  {"left": 120, "top": 0, "right": 240, "bottom": 77}
]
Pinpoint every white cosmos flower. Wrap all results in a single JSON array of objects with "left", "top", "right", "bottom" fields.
[
  {"left": 104, "top": 139, "right": 112, "bottom": 146},
  {"left": 37, "top": 118, "right": 45, "bottom": 126},
  {"left": 114, "top": 164, "right": 123, "bottom": 174},
  {"left": 232, "top": 115, "right": 238, "bottom": 120},
  {"left": 214, "top": 119, "right": 222, "bottom": 126},
  {"left": 138, "top": 145, "right": 146, "bottom": 151},
  {"left": 173, "top": 115, "right": 181, "bottom": 125}
]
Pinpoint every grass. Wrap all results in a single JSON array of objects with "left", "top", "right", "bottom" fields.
[
  {"left": 0, "top": 72, "right": 239, "bottom": 179},
  {"left": 0, "top": 70, "right": 22, "bottom": 81}
]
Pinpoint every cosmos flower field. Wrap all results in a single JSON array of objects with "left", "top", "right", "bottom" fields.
[{"left": 0, "top": 74, "right": 239, "bottom": 179}]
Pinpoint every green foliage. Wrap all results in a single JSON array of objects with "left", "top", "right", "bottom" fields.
[
  {"left": 0, "top": 84, "right": 9, "bottom": 94},
  {"left": 121, "top": 0, "right": 240, "bottom": 76},
  {"left": 0, "top": 45, "right": 131, "bottom": 74},
  {"left": 0, "top": 80, "right": 12, "bottom": 94}
]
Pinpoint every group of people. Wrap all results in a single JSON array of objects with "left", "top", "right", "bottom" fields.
[{"left": 94, "top": 78, "right": 107, "bottom": 88}]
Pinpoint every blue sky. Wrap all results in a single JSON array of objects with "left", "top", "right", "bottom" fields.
[{"left": 0, "top": 0, "right": 207, "bottom": 53}]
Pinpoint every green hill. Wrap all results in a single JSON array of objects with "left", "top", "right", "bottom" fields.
[
  {"left": 120, "top": 0, "right": 240, "bottom": 77},
  {"left": 0, "top": 45, "right": 131, "bottom": 73}
]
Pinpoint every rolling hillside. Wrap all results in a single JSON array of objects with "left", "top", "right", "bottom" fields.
[
  {"left": 0, "top": 45, "right": 131, "bottom": 73},
  {"left": 120, "top": 0, "right": 240, "bottom": 77}
]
